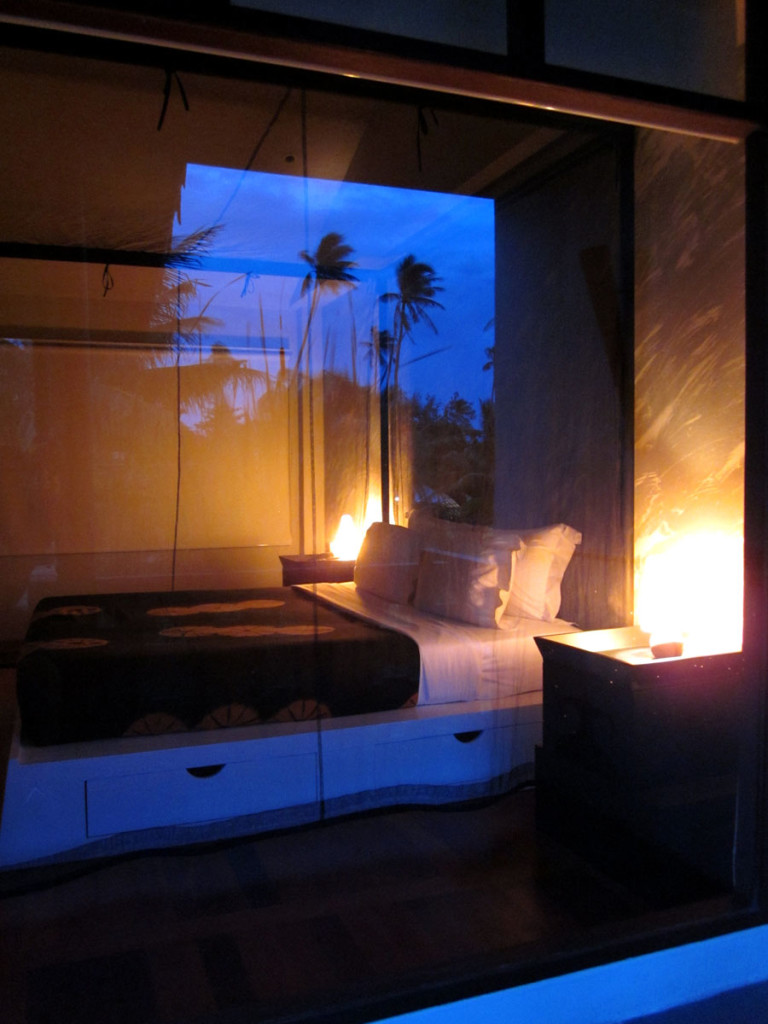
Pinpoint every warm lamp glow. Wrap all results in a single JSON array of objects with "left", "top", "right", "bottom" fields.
[
  {"left": 363, "top": 496, "right": 381, "bottom": 534},
  {"left": 636, "top": 531, "right": 743, "bottom": 656},
  {"left": 330, "top": 514, "right": 362, "bottom": 561},
  {"left": 329, "top": 499, "right": 382, "bottom": 561}
]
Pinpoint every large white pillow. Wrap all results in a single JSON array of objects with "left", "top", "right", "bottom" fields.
[
  {"left": 354, "top": 522, "right": 422, "bottom": 604},
  {"left": 414, "top": 545, "right": 519, "bottom": 628},
  {"left": 503, "top": 523, "right": 582, "bottom": 622},
  {"left": 408, "top": 513, "right": 522, "bottom": 627}
]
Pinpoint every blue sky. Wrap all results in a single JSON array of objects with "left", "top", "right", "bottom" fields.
[{"left": 176, "top": 164, "right": 495, "bottom": 410}]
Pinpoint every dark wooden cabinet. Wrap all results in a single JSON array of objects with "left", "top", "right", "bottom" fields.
[
  {"left": 534, "top": 627, "right": 743, "bottom": 893},
  {"left": 279, "top": 554, "right": 356, "bottom": 586}
]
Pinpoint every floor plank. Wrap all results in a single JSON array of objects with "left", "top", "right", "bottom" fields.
[
  {"left": 0, "top": 786, "right": 731, "bottom": 1024},
  {"left": 0, "top": 651, "right": 734, "bottom": 1024}
]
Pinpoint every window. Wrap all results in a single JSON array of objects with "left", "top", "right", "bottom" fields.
[{"left": 0, "top": 10, "right": 762, "bottom": 1023}]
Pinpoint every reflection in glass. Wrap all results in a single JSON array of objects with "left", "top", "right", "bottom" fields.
[
  {"left": 0, "top": 41, "right": 750, "bottom": 1021},
  {"left": 545, "top": 0, "right": 745, "bottom": 101}
]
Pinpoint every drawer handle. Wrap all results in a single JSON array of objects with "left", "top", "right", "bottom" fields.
[
  {"left": 186, "top": 764, "right": 225, "bottom": 778},
  {"left": 454, "top": 730, "right": 483, "bottom": 744}
]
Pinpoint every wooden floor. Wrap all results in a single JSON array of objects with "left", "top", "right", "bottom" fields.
[{"left": 0, "top": 668, "right": 731, "bottom": 1024}]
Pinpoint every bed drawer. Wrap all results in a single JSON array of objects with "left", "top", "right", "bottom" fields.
[
  {"left": 374, "top": 724, "right": 520, "bottom": 788},
  {"left": 86, "top": 753, "right": 318, "bottom": 837}
]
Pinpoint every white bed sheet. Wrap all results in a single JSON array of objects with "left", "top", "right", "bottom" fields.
[{"left": 298, "top": 582, "right": 577, "bottom": 706}]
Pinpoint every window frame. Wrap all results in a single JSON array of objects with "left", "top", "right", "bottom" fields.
[
  {"left": 2, "top": 0, "right": 768, "bottom": 1014},
  {"left": 0, "top": 0, "right": 760, "bottom": 141}
]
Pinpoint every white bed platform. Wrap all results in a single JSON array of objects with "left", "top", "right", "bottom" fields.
[{"left": 0, "top": 692, "right": 541, "bottom": 869}]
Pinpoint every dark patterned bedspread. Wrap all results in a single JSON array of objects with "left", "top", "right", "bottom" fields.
[{"left": 16, "top": 587, "right": 420, "bottom": 746}]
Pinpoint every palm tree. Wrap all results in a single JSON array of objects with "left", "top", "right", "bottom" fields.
[
  {"left": 149, "top": 225, "right": 226, "bottom": 363},
  {"left": 296, "top": 231, "right": 357, "bottom": 375},
  {"left": 294, "top": 232, "right": 357, "bottom": 551},
  {"left": 380, "top": 254, "right": 444, "bottom": 521},
  {"left": 381, "top": 254, "right": 444, "bottom": 396},
  {"left": 365, "top": 327, "right": 396, "bottom": 522}
]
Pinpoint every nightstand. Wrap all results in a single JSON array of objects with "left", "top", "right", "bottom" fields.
[
  {"left": 279, "top": 553, "right": 356, "bottom": 586},
  {"left": 534, "top": 627, "right": 743, "bottom": 893}
]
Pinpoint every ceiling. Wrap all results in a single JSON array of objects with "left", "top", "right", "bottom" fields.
[{"left": 0, "top": 44, "right": 595, "bottom": 256}]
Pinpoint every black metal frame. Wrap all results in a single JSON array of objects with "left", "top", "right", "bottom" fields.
[{"left": 743, "top": 129, "right": 768, "bottom": 907}]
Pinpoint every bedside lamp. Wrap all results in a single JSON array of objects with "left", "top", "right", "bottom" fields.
[
  {"left": 330, "top": 514, "right": 363, "bottom": 561},
  {"left": 329, "top": 498, "right": 382, "bottom": 562},
  {"left": 636, "top": 531, "right": 743, "bottom": 658}
]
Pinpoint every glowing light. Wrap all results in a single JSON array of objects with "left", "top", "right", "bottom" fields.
[
  {"left": 363, "top": 496, "right": 381, "bottom": 534},
  {"left": 330, "top": 514, "right": 362, "bottom": 561},
  {"left": 329, "top": 499, "right": 383, "bottom": 561},
  {"left": 636, "top": 531, "right": 743, "bottom": 657}
]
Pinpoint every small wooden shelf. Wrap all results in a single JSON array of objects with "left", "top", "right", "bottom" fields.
[{"left": 279, "top": 554, "right": 356, "bottom": 586}]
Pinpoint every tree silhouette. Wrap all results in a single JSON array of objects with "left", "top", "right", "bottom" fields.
[
  {"left": 366, "top": 327, "right": 396, "bottom": 522},
  {"left": 294, "top": 232, "right": 357, "bottom": 550},
  {"left": 149, "top": 225, "right": 226, "bottom": 364},
  {"left": 380, "top": 254, "right": 444, "bottom": 521},
  {"left": 296, "top": 231, "right": 358, "bottom": 375},
  {"left": 411, "top": 391, "right": 493, "bottom": 523},
  {"left": 178, "top": 343, "right": 268, "bottom": 430},
  {"left": 381, "top": 254, "right": 444, "bottom": 394}
]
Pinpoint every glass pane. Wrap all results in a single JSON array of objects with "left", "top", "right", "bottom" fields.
[
  {"left": 231, "top": 0, "right": 509, "bottom": 54},
  {"left": 545, "top": 0, "right": 745, "bottom": 101},
  {"left": 634, "top": 129, "right": 745, "bottom": 657},
  {"left": 0, "top": 37, "right": 749, "bottom": 1024}
]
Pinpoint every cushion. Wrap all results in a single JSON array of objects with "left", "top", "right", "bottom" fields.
[
  {"left": 354, "top": 522, "right": 422, "bottom": 604},
  {"left": 408, "top": 516, "right": 522, "bottom": 627},
  {"left": 503, "top": 523, "right": 582, "bottom": 621},
  {"left": 414, "top": 546, "right": 519, "bottom": 628}
]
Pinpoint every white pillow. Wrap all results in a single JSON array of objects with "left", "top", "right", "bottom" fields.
[
  {"left": 354, "top": 522, "right": 422, "bottom": 604},
  {"left": 503, "top": 523, "right": 582, "bottom": 621},
  {"left": 407, "top": 516, "right": 522, "bottom": 627},
  {"left": 414, "top": 546, "right": 519, "bottom": 628}
]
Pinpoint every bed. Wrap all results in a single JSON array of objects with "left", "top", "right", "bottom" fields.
[{"left": 0, "top": 517, "right": 581, "bottom": 869}]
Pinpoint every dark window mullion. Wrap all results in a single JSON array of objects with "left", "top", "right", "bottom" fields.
[{"left": 741, "top": 128, "right": 768, "bottom": 910}]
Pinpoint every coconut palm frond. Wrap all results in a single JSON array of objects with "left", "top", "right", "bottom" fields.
[
  {"left": 167, "top": 224, "right": 224, "bottom": 268},
  {"left": 294, "top": 232, "right": 358, "bottom": 372},
  {"left": 399, "top": 344, "right": 451, "bottom": 369},
  {"left": 395, "top": 300, "right": 443, "bottom": 339},
  {"left": 378, "top": 253, "right": 445, "bottom": 522},
  {"left": 386, "top": 254, "right": 445, "bottom": 342},
  {"left": 299, "top": 267, "right": 314, "bottom": 298},
  {"left": 388, "top": 254, "right": 445, "bottom": 337},
  {"left": 299, "top": 232, "right": 358, "bottom": 296},
  {"left": 396, "top": 254, "right": 444, "bottom": 298}
]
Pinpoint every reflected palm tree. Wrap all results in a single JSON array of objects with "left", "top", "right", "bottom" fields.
[
  {"left": 146, "top": 226, "right": 270, "bottom": 422},
  {"left": 296, "top": 232, "right": 358, "bottom": 376},
  {"left": 294, "top": 232, "right": 357, "bottom": 551},
  {"left": 364, "top": 326, "right": 396, "bottom": 522},
  {"left": 381, "top": 254, "right": 444, "bottom": 395},
  {"left": 149, "top": 225, "right": 227, "bottom": 364},
  {"left": 380, "top": 255, "right": 444, "bottom": 521},
  {"left": 178, "top": 343, "right": 269, "bottom": 429}
]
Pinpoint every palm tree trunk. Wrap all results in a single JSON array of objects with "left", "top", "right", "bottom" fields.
[
  {"left": 347, "top": 291, "right": 358, "bottom": 386},
  {"left": 380, "top": 356, "right": 390, "bottom": 524},
  {"left": 295, "top": 283, "right": 320, "bottom": 380},
  {"left": 258, "top": 296, "right": 271, "bottom": 392},
  {"left": 390, "top": 325, "right": 406, "bottom": 524}
]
